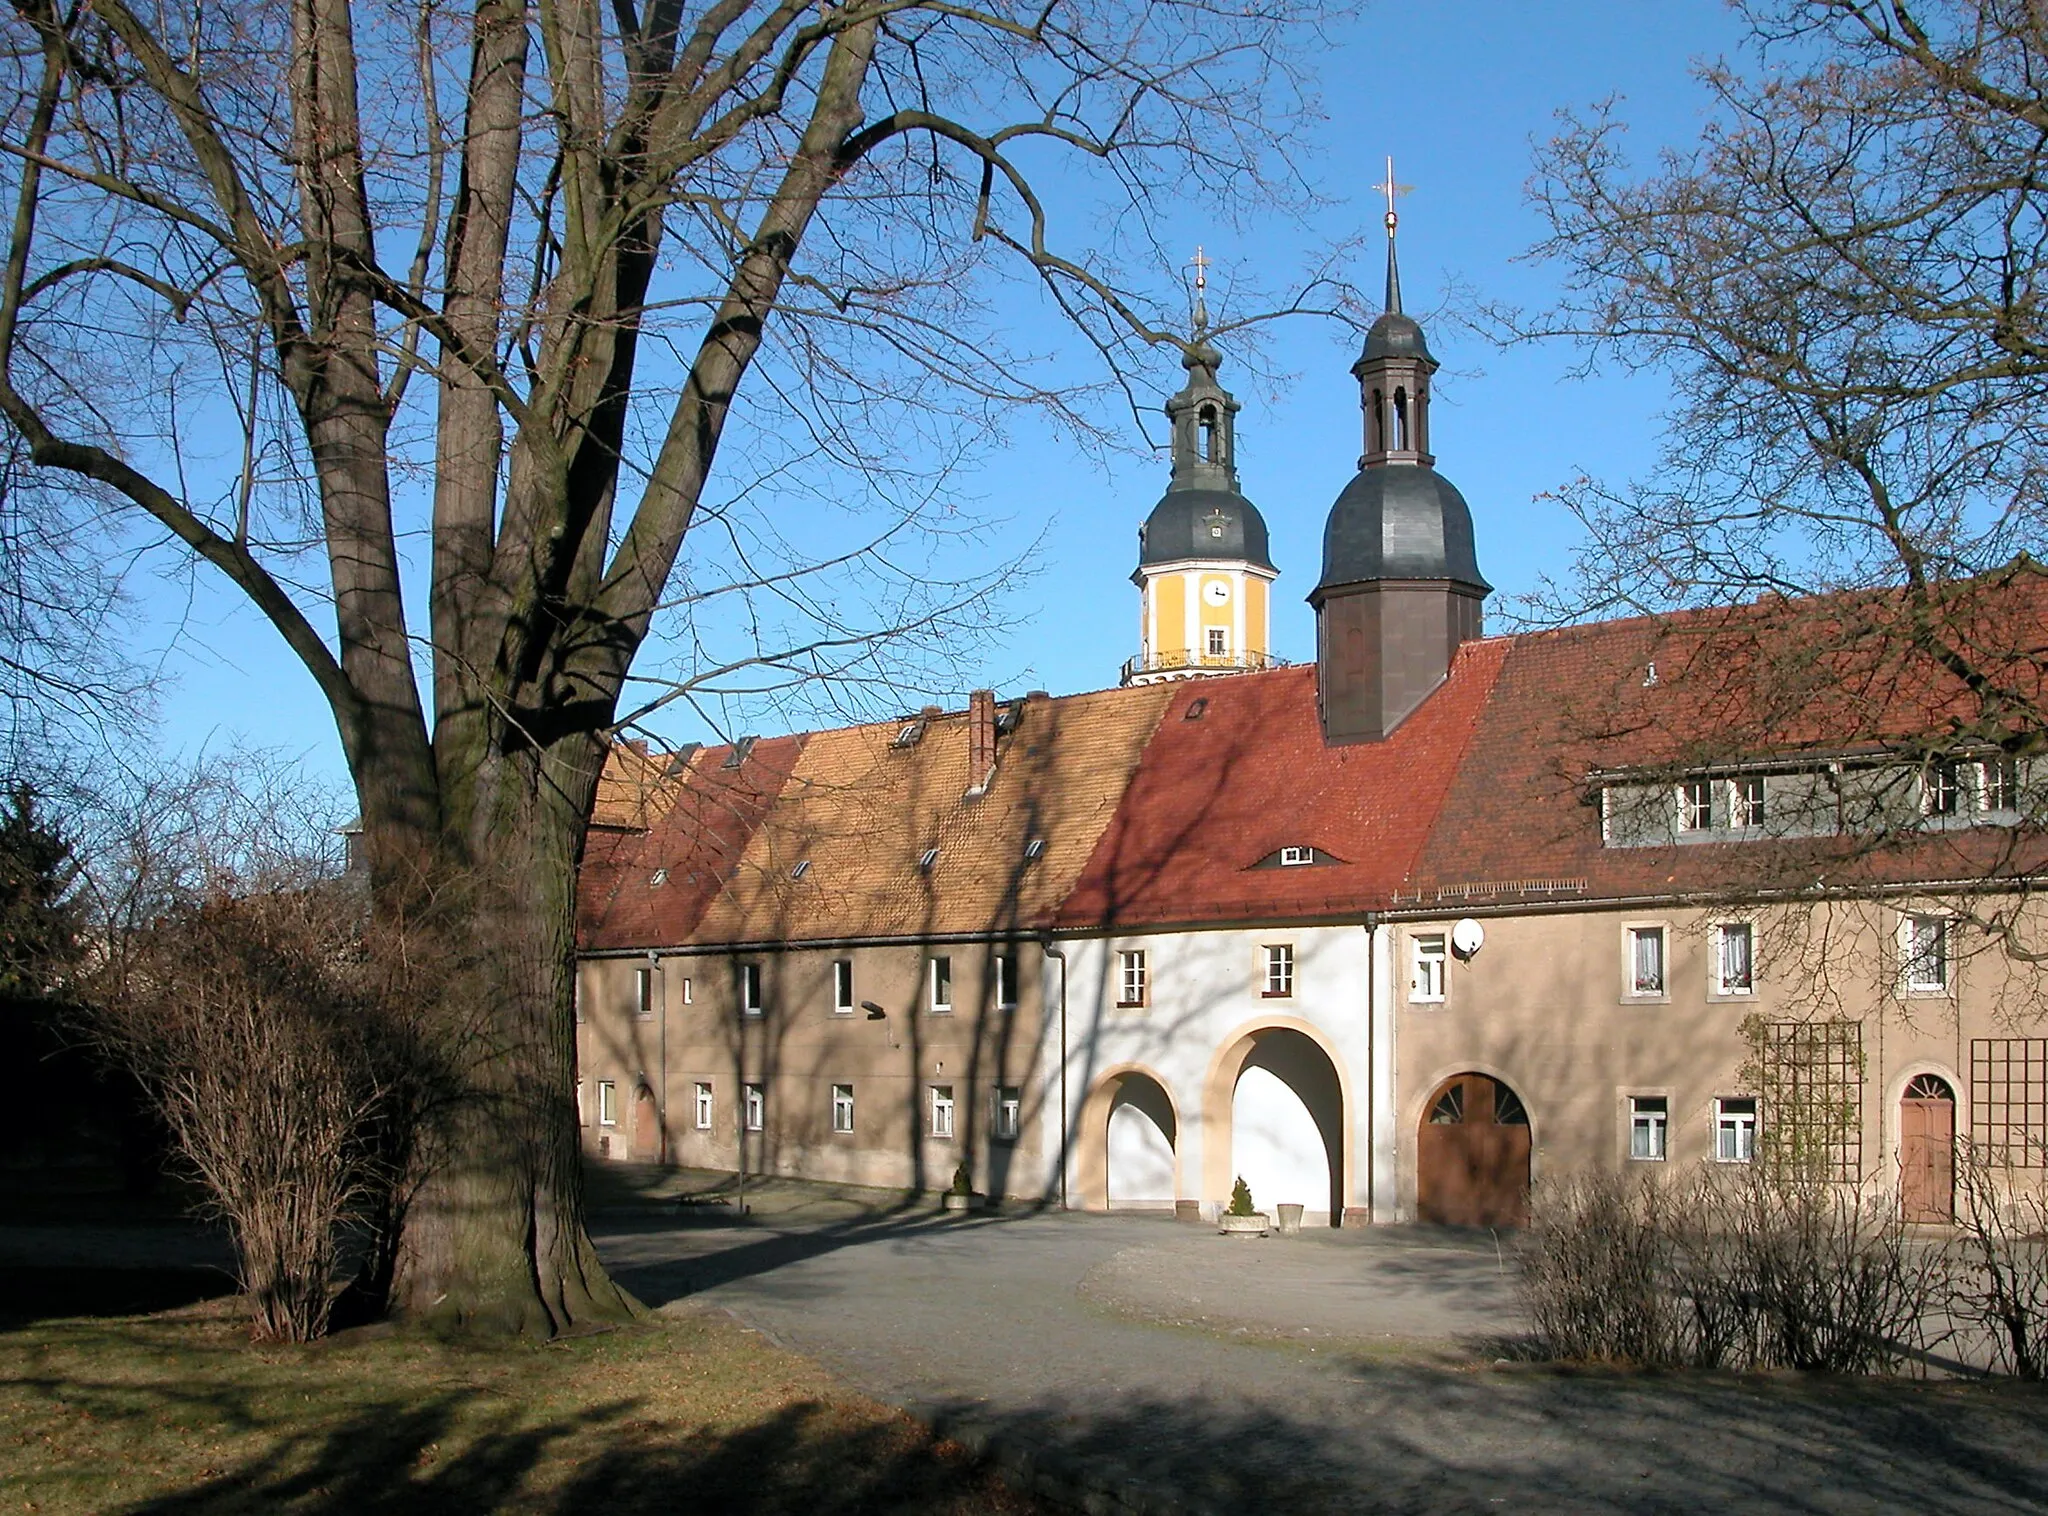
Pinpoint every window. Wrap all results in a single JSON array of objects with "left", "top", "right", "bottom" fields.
[
  {"left": 929, "top": 955, "right": 953, "bottom": 1013},
  {"left": 1729, "top": 775, "right": 1766, "bottom": 829},
  {"left": 1279, "top": 845, "right": 1316, "bottom": 867},
  {"left": 1627, "top": 926, "right": 1667, "bottom": 996},
  {"left": 1207, "top": 627, "right": 1228, "bottom": 657},
  {"left": 832, "top": 1083, "right": 855, "bottom": 1134},
  {"left": 681, "top": 976, "right": 693, "bottom": 1005},
  {"left": 993, "top": 1086, "right": 1021, "bottom": 1141},
  {"left": 1715, "top": 1097, "right": 1757, "bottom": 1163},
  {"left": 1904, "top": 914, "right": 1951, "bottom": 994},
  {"left": 1629, "top": 1096, "right": 1668, "bottom": 1161},
  {"left": 833, "top": 959, "right": 854, "bottom": 1014},
  {"left": 1713, "top": 921, "right": 1754, "bottom": 995},
  {"left": 694, "top": 1082, "right": 713, "bottom": 1130},
  {"left": 1023, "top": 837, "right": 1046, "bottom": 862},
  {"left": 1410, "top": 934, "right": 1447, "bottom": 1003},
  {"left": 574, "top": 974, "right": 585, "bottom": 1024},
  {"left": 635, "top": 965, "right": 654, "bottom": 1020},
  {"left": 1263, "top": 944, "right": 1294, "bottom": 998},
  {"left": 929, "top": 1084, "right": 955, "bottom": 1139},
  {"left": 1117, "top": 949, "right": 1148, "bottom": 1008},
  {"left": 577, "top": 1080, "right": 588, "bottom": 1126},
  {"left": 1679, "top": 778, "right": 1713, "bottom": 832},
  {"left": 741, "top": 962, "right": 763, "bottom": 1016},
  {"left": 791, "top": 858, "right": 812, "bottom": 880},
  {"left": 743, "top": 1082, "right": 764, "bottom": 1132},
  {"left": 995, "top": 953, "right": 1018, "bottom": 1008},
  {"left": 1982, "top": 756, "right": 2020, "bottom": 814},
  {"left": 1922, "top": 761, "right": 1962, "bottom": 818},
  {"left": 598, "top": 1080, "right": 617, "bottom": 1127},
  {"left": 918, "top": 847, "right": 940, "bottom": 872}
]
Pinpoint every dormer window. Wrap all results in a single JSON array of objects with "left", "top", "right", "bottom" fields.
[
  {"left": 1678, "top": 778, "right": 1713, "bottom": 832},
  {"left": 892, "top": 719, "right": 927, "bottom": 749},
  {"left": 1280, "top": 846, "right": 1315, "bottom": 867},
  {"left": 1922, "top": 761, "right": 1962, "bottom": 818},
  {"left": 722, "top": 736, "right": 757, "bottom": 769}
]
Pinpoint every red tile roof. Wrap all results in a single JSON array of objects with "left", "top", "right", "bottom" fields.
[
  {"left": 1055, "top": 645, "right": 1510, "bottom": 928},
  {"left": 578, "top": 736, "right": 805, "bottom": 950}
]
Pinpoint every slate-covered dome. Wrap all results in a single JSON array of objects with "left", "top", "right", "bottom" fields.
[
  {"left": 1138, "top": 486, "right": 1275, "bottom": 572},
  {"left": 1315, "top": 464, "right": 1488, "bottom": 596},
  {"left": 1357, "top": 309, "right": 1435, "bottom": 366}
]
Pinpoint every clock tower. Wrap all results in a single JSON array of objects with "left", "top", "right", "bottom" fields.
[{"left": 1124, "top": 253, "right": 1278, "bottom": 686}]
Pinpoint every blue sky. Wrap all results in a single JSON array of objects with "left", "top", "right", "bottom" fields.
[{"left": 124, "top": 0, "right": 1749, "bottom": 794}]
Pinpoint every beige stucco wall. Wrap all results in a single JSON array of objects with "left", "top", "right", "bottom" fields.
[
  {"left": 1391, "top": 897, "right": 2047, "bottom": 1217},
  {"left": 576, "top": 942, "right": 1052, "bottom": 1199}
]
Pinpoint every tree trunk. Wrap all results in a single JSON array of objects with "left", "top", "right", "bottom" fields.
[{"left": 382, "top": 732, "right": 636, "bottom": 1334}]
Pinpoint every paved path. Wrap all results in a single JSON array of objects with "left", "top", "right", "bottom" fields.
[{"left": 595, "top": 1201, "right": 2048, "bottom": 1515}]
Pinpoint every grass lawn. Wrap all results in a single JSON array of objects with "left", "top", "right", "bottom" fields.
[{"left": 0, "top": 1290, "right": 1036, "bottom": 1515}]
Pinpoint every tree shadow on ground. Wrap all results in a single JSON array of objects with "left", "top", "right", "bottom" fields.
[
  {"left": 0, "top": 1266, "right": 234, "bottom": 1328},
  {"left": 111, "top": 1392, "right": 1019, "bottom": 1516}
]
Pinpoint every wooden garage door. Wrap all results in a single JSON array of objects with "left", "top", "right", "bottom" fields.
[{"left": 1418, "top": 1073, "right": 1531, "bottom": 1228}]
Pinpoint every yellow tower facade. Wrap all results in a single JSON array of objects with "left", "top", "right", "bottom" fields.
[{"left": 1124, "top": 325, "right": 1278, "bottom": 685}]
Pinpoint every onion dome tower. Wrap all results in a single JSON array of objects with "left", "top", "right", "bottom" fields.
[
  {"left": 1310, "top": 166, "right": 1489, "bottom": 742},
  {"left": 1124, "top": 249, "right": 1278, "bottom": 686}
]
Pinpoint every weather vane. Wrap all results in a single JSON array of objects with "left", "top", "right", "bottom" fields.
[
  {"left": 1188, "top": 244, "right": 1211, "bottom": 331},
  {"left": 1372, "top": 156, "right": 1412, "bottom": 236}
]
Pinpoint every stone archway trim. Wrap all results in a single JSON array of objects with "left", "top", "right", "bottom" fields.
[
  {"left": 1199, "top": 1014, "right": 1357, "bottom": 1217},
  {"left": 1074, "top": 1062, "right": 1184, "bottom": 1214}
]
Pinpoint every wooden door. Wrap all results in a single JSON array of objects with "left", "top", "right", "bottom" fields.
[
  {"left": 631, "top": 1084, "right": 662, "bottom": 1163},
  {"left": 1900, "top": 1074, "right": 1955, "bottom": 1224},
  {"left": 1417, "top": 1074, "right": 1532, "bottom": 1227}
]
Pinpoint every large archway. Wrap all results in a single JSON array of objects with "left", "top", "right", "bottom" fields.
[
  {"left": 1416, "top": 1072, "right": 1530, "bottom": 1227},
  {"left": 1075, "top": 1067, "right": 1180, "bottom": 1212},
  {"left": 1204, "top": 1020, "right": 1348, "bottom": 1225}
]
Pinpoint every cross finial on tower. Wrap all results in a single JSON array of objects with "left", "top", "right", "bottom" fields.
[
  {"left": 1372, "top": 156, "right": 1412, "bottom": 235},
  {"left": 1188, "top": 244, "right": 1211, "bottom": 332}
]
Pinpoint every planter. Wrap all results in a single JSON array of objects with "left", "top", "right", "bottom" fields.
[
  {"left": 941, "top": 1191, "right": 982, "bottom": 1212},
  {"left": 1217, "top": 1212, "right": 1269, "bottom": 1238},
  {"left": 1275, "top": 1202, "right": 1305, "bottom": 1235}
]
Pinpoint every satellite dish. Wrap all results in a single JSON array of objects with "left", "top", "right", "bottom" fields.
[{"left": 1451, "top": 918, "right": 1485, "bottom": 959}]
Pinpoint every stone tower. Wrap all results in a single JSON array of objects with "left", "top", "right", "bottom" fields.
[{"left": 1310, "top": 191, "right": 1489, "bottom": 742}]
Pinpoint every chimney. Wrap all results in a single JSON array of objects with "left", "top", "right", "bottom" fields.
[{"left": 965, "top": 689, "right": 997, "bottom": 799}]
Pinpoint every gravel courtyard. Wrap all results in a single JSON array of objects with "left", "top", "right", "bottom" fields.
[{"left": 593, "top": 1180, "right": 2048, "bottom": 1515}]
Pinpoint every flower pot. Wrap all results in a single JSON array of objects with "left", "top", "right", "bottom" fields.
[
  {"left": 1217, "top": 1212, "right": 1269, "bottom": 1238},
  {"left": 941, "top": 1191, "right": 979, "bottom": 1212},
  {"left": 1275, "top": 1202, "right": 1305, "bottom": 1235}
]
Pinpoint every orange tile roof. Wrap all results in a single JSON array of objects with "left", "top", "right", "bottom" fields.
[
  {"left": 688, "top": 686, "right": 1176, "bottom": 944},
  {"left": 1056, "top": 647, "right": 1510, "bottom": 928},
  {"left": 588, "top": 739, "right": 686, "bottom": 831}
]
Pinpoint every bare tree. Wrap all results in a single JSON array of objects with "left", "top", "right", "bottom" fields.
[
  {"left": 1502, "top": 0, "right": 2048, "bottom": 965},
  {"left": 0, "top": 0, "right": 1335, "bottom": 1331}
]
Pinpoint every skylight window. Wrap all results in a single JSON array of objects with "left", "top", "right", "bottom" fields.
[
  {"left": 1184, "top": 698, "right": 1208, "bottom": 720},
  {"left": 648, "top": 868, "right": 668, "bottom": 887},
  {"left": 791, "top": 859, "right": 811, "bottom": 880},
  {"left": 722, "top": 736, "right": 757, "bottom": 769},
  {"left": 918, "top": 847, "right": 940, "bottom": 872},
  {"left": 1023, "top": 837, "right": 1046, "bottom": 862}
]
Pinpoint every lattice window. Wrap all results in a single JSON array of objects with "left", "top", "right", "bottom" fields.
[
  {"left": 1970, "top": 1039, "right": 2048, "bottom": 1168},
  {"left": 1750, "top": 1020, "right": 1864, "bottom": 1181}
]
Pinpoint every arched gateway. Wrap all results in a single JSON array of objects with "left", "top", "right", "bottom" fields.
[{"left": 1417, "top": 1072, "right": 1530, "bottom": 1227}]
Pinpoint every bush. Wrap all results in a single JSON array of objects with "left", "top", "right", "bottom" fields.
[
  {"left": 1521, "top": 1165, "right": 1940, "bottom": 1374},
  {"left": 1228, "top": 1175, "right": 1256, "bottom": 1217},
  {"left": 1952, "top": 1142, "right": 2048, "bottom": 1379}
]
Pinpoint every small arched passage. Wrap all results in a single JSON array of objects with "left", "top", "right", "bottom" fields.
[
  {"left": 1075, "top": 1066, "right": 1179, "bottom": 1212},
  {"left": 1900, "top": 1072, "right": 1956, "bottom": 1224},
  {"left": 1204, "top": 1020, "right": 1349, "bottom": 1225},
  {"left": 1417, "top": 1072, "right": 1530, "bottom": 1228},
  {"left": 631, "top": 1083, "right": 661, "bottom": 1163}
]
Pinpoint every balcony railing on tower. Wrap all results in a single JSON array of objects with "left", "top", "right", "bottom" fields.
[{"left": 1121, "top": 649, "right": 1284, "bottom": 686}]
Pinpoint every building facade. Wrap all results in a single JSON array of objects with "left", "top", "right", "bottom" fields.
[{"left": 575, "top": 219, "right": 2048, "bottom": 1225}]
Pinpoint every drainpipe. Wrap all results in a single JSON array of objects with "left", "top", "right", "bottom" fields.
[
  {"left": 1362, "top": 912, "right": 1378, "bottom": 1227},
  {"left": 1042, "top": 940, "right": 1069, "bottom": 1211}
]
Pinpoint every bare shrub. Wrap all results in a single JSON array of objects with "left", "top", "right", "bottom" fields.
[
  {"left": 1950, "top": 1142, "right": 2048, "bottom": 1379},
  {"left": 1520, "top": 1171, "right": 1682, "bottom": 1364},
  {"left": 1522, "top": 1166, "right": 1942, "bottom": 1374}
]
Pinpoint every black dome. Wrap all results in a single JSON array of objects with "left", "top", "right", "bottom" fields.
[
  {"left": 1137, "top": 486, "right": 1275, "bottom": 573},
  {"left": 1358, "top": 310, "right": 1435, "bottom": 365},
  {"left": 1314, "top": 464, "right": 1488, "bottom": 596}
]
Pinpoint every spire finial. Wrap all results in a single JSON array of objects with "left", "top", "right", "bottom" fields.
[
  {"left": 1371, "top": 156, "right": 1412, "bottom": 315},
  {"left": 1188, "top": 244, "right": 1211, "bottom": 332}
]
